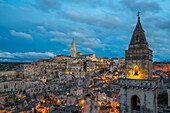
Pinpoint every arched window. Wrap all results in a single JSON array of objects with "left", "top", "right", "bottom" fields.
[
  {"left": 134, "top": 65, "right": 139, "bottom": 75},
  {"left": 131, "top": 95, "right": 140, "bottom": 111},
  {"left": 136, "top": 35, "right": 139, "bottom": 42}
]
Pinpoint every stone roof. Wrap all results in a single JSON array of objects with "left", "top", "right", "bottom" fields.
[{"left": 129, "top": 17, "right": 148, "bottom": 46}]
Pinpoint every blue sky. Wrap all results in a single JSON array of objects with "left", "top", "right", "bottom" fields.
[{"left": 0, "top": 0, "right": 170, "bottom": 62}]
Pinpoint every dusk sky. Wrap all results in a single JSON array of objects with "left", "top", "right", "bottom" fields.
[{"left": 0, "top": 0, "right": 170, "bottom": 62}]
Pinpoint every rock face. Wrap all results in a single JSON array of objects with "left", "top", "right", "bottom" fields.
[{"left": 119, "top": 15, "right": 158, "bottom": 113}]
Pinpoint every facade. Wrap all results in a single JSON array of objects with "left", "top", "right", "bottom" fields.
[
  {"left": 153, "top": 61, "right": 170, "bottom": 73},
  {"left": 119, "top": 15, "right": 158, "bottom": 113},
  {"left": 71, "top": 40, "right": 76, "bottom": 58}
]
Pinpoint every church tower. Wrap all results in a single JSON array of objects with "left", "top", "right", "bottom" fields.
[
  {"left": 119, "top": 13, "right": 158, "bottom": 113},
  {"left": 125, "top": 14, "right": 153, "bottom": 80},
  {"left": 71, "top": 40, "right": 76, "bottom": 58}
]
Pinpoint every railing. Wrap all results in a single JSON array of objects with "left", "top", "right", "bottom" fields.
[{"left": 119, "top": 79, "right": 158, "bottom": 88}]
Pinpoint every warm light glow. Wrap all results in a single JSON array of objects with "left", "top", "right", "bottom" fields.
[
  {"left": 113, "top": 102, "right": 119, "bottom": 113},
  {"left": 108, "top": 75, "right": 112, "bottom": 78},
  {"left": 89, "top": 68, "right": 92, "bottom": 71},
  {"left": 103, "top": 96, "right": 106, "bottom": 100},
  {"left": 95, "top": 77, "right": 101, "bottom": 79},
  {"left": 127, "top": 65, "right": 147, "bottom": 80},
  {"left": 98, "top": 101, "right": 102, "bottom": 106},
  {"left": 37, "top": 106, "right": 49, "bottom": 113},
  {"left": 67, "top": 93, "right": 69, "bottom": 95},
  {"left": 102, "top": 65, "right": 107, "bottom": 68},
  {"left": 42, "top": 100, "right": 45, "bottom": 103},
  {"left": 101, "top": 59, "right": 103, "bottom": 63},
  {"left": 89, "top": 85, "right": 92, "bottom": 88},
  {"left": 115, "top": 72, "right": 118, "bottom": 74},
  {"left": 65, "top": 72, "right": 69, "bottom": 74},
  {"left": 96, "top": 66, "right": 99, "bottom": 69},
  {"left": 152, "top": 75, "right": 159, "bottom": 78},
  {"left": 114, "top": 76, "right": 117, "bottom": 80},
  {"left": 129, "top": 76, "right": 145, "bottom": 79},
  {"left": 57, "top": 99, "right": 60, "bottom": 103},
  {"left": 57, "top": 99, "right": 60, "bottom": 105},
  {"left": 81, "top": 99, "right": 85, "bottom": 105},
  {"left": 134, "top": 65, "right": 139, "bottom": 75},
  {"left": 102, "top": 77, "right": 106, "bottom": 80}
]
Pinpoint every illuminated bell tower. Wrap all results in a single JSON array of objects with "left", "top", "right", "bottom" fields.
[
  {"left": 119, "top": 13, "right": 158, "bottom": 113},
  {"left": 125, "top": 14, "right": 153, "bottom": 80},
  {"left": 71, "top": 40, "right": 76, "bottom": 58}
]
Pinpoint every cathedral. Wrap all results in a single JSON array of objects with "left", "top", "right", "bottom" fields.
[
  {"left": 119, "top": 15, "right": 158, "bottom": 113},
  {"left": 71, "top": 40, "right": 76, "bottom": 58}
]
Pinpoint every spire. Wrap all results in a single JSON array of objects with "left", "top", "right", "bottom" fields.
[
  {"left": 71, "top": 39, "right": 76, "bottom": 57},
  {"left": 134, "top": 12, "right": 143, "bottom": 32},
  {"left": 129, "top": 12, "right": 148, "bottom": 46},
  {"left": 72, "top": 39, "right": 75, "bottom": 46}
]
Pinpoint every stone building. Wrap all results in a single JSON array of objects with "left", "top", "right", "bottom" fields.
[
  {"left": 71, "top": 40, "right": 76, "bottom": 58},
  {"left": 153, "top": 61, "right": 170, "bottom": 73},
  {"left": 119, "top": 15, "right": 158, "bottom": 113},
  {"left": 125, "top": 16, "right": 153, "bottom": 80}
]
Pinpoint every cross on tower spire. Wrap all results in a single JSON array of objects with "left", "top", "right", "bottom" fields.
[
  {"left": 137, "top": 11, "right": 141, "bottom": 21},
  {"left": 137, "top": 11, "right": 141, "bottom": 17}
]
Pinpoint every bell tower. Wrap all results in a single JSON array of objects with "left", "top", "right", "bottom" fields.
[
  {"left": 125, "top": 14, "right": 153, "bottom": 80},
  {"left": 119, "top": 13, "right": 158, "bottom": 113},
  {"left": 71, "top": 40, "right": 76, "bottom": 58}
]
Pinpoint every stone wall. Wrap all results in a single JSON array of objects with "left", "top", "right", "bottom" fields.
[{"left": 119, "top": 79, "right": 158, "bottom": 113}]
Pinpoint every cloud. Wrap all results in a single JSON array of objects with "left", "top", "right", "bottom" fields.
[
  {"left": 50, "top": 31, "right": 105, "bottom": 49},
  {"left": 121, "top": 0, "right": 161, "bottom": 12},
  {"left": 39, "top": 25, "right": 106, "bottom": 49},
  {"left": 64, "top": 10, "right": 122, "bottom": 29},
  {"left": 82, "top": 48, "right": 94, "bottom": 53},
  {"left": 117, "top": 36, "right": 129, "bottom": 42},
  {"left": 37, "top": 26, "right": 47, "bottom": 32},
  {"left": 20, "top": 7, "right": 31, "bottom": 12},
  {"left": 49, "top": 31, "right": 66, "bottom": 37},
  {"left": 0, "top": 35, "right": 9, "bottom": 40},
  {"left": 70, "top": 32, "right": 105, "bottom": 49},
  {"left": 62, "top": 49, "right": 70, "bottom": 52},
  {"left": 50, "top": 37, "right": 71, "bottom": 44},
  {"left": 0, "top": 51, "right": 55, "bottom": 62},
  {"left": 10, "top": 30, "right": 33, "bottom": 40},
  {"left": 32, "top": 0, "right": 60, "bottom": 12}
]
